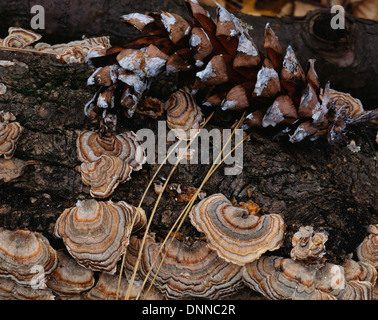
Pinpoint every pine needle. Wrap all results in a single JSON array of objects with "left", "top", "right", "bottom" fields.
[
  {"left": 0, "top": 46, "right": 56, "bottom": 55},
  {"left": 137, "top": 113, "right": 248, "bottom": 300},
  {"left": 116, "top": 111, "right": 214, "bottom": 300}
]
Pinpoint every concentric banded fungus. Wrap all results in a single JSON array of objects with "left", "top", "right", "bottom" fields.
[
  {"left": 0, "top": 278, "right": 55, "bottom": 300},
  {"left": 138, "top": 235, "right": 244, "bottom": 299},
  {"left": 46, "top": 250, "right": 95, "bottom": 296},
  {"left": 165, "top": 87, "right": 205, "bottom": 140},
  {"left": 76, "top": 130, "right": 146, "bottom": 198},
  {"left": 315, "top": 262, "right": 374, "bottom": 300},
  {"left": 76, "top": 130, "right": 145, "bottom": 170},
  {"left": 0, "top": 111, "right": 23, "bottom": 159},
  {"left": 35, "top": 37, "right": 111, "bottom": 64},
  {"left": 243, "top": 256, "right": 375, "bottom": 300},
  {"left": 356, "top": 224, "right": 378, "bottom": 268},
  {"left": 80, "top": 155, "right": 133, "bottom": 198},
  {"left": 290, "top": 226, "right": 328, "bottom": 262},
  {"left": 189, "top": 194, "right": 285, "bottom": 265},
  {"left": 1, "top": 27, "right": 41, "bottom": 48},
  {"left": 342, "top": 259, "right": 377, "bottom": 285},
  {"left": 54, "top": 199, "right": 146, "bottom": 274},
  {"left": 0, "top": 228, "right": 58, "bottom": 287},
  {"left": 243, "top": 256, "right": 335, "bottom": 300},
  {"left": 84, "top": 272, "right": 163, "bottom": 300}
]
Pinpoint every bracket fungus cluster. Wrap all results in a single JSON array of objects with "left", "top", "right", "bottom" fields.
[
  {"left": 76, "top": 130, "right": 146, "bottom": 198},
  {"left": 290, "top": 226, "right": 328, "bottom": 262},
  {"left": 243, "top": 255, "right": 376, "bottom": 300},
  {"left": 189, "top": 194, "right": 285, "bottom": 265},
  {"left": 34, "top": 37, "right": 111, "bottom": 64},
  {"left": 0, "top": 111, "right": 23, "bottom": 159},
  {"left": 137, "top": 234, "right": 244, "bottom": 299},
  {"left": 240, "top": 224, "right": 377, "bottom": 300},
  {"left": 0, "top": 228, "right": 58, "bottom": 289},
  {"left": 0, "top": 27, "right": 41, "bottom": 48},
  {"left": 54, "top": 199, "right": 147, "bottom": 274},
  {"left": 357, "top": 224, "right": 377, "bottom": 268},
  {"left": 83, "top": 0, "right": 377, "bottom": 144},
  {"left": 165, "top": 87, "right": 205, "bottom": 140},
  {"left": 46, "top": 250, "right": 95, "bottom": 298}
]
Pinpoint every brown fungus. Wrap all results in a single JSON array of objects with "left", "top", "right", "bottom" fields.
[
  {"left": 0, "top": 228, "right": 58, "bottom": 288},
  {"left": 0, "top": 111, "right": 23, "bottom": 159},
  {"left": 54, "top": 199, "right": 146, "bottom": 274},
  {"left": 137, "top": 235, "right": 244, "bottom": 299},
  {"left": 189, "top": 194, "right": 285, "bottom": 265}
]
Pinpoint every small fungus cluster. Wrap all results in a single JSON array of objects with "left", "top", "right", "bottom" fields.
[
  {"left": 76, "top": 130, "right": 146, "bottom": 198},
  {"left": 0, "top": 111, "right": 23, "bottom": 159}
]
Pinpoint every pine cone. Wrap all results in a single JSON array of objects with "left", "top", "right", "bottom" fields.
[{"left": 85, "top": 0, "right": 377, "bottom": 143}]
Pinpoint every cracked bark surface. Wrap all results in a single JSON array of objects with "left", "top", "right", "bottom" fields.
[{"left": 0, "top": 0, "right": 377, "bottom": 299}]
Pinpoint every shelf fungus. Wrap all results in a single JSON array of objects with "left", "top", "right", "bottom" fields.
[
  {"left": 0, "top": 111, "right": 23, "bottom": 159},
  {"left": 137, "top": 235, "right": 244, "bottom": 299},
  {"left": 53, "top": 199, "right": 147, "bottom": 274},
  {"left": 243, "top": 256, "right": 376, "bottom": 300},
  {"left": 46, "top": 250, "right": 95, "bottom": 297},
  {"left": 0, "top": 228, "right": 58, "bottom": 288},
  {"left": 165, "top": 87, "right": 205, "bottom": 140},
  {"left": 84, "top": 272, "right": 163, "bottom": 300},
  {"left": 243, "top": 256, "right": 336, "bottom": 300},
  {"left": 35, "top": 36, "right": 111, "bottom": 64},
  {"left": 84, "top": 0, "right": 378, "bottom": 144},
  {"left": 0, "top": 278, "right": 55, "bottom": 300},
  {"left": 290, "top": 226, "right": 328, "bottom": 262},
  {"left": 315, "top": 262, "right": 375, "bottom": 300},
  {"left": 189, "top": 194, "right": 285, "bottom": 265},
  {"left": 0, "top": 27, "right": 41, "bottom": 48},
  {"left": 356, "top": 224, "right": 378, "bottom": 268},
  {"left": 76, "top": 130, "right": 146, "bottom": 198}
]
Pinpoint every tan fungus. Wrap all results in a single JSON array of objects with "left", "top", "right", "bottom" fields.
[
  {"left": 0, "top": 111, "right": 23, "bottom": 159},
  {"left": 54, "top": 199, "right": 146, "bottom": 274},
  {"left": 138, "top": 235, "right": 244, "bottom": 299},
  {"left": 0, "top": 228, "right": 58, "bottom": 287},
  {"left": 189, "top": 194, "right": 285, "bottom": 265}
]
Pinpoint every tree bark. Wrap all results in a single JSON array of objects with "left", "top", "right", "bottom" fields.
[{"left": 0, "top": 0, "right": 377, "bottom": 299}]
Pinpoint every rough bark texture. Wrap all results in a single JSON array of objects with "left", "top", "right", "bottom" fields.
[{"left": 0, "top": 0, "right": 377, "bottom": 300}]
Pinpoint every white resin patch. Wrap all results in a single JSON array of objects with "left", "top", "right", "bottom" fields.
[
  {"left": 190, "top": 33, "right": 202, "bottom": 47},
  {"left": 195, "top": 60, "right": 204, "bottom": 67},
  {"left": 97, "top": 94, "right": 109, "bottom": 109},
  {"left": 109, "top": 64, "right": 120, "bottom": 83},
  {"left": 87, "top": 67, "right": 102, "bottom": 86},
  {"left": 221, "top": 99, "right": 237, "bottom": 111},
  {"left": 312, "top": 102, "right": 328, "bottom": 123},
  {"left": 289, "top": 126, "right": 308, "bottom": 143},
  {"left": 121, "top": 13, "right": 154, "bottom": 26},
  {"left": 145, "top": 56, "right": 166, "bottom": 77},
  {"left": 217, "top": 4, "right": 244, "bottom": 35},
  {"left": 161, "top": 12, "right": 176, "bottom": 33},
  {"left": 283, "top": 45, "right": 299, "bottom": 75},
  {"left": 262, "top": 101, "right": 284, "bottom": 127},
  {"left": 118, "top": 50, "right": 143, "bottom": 72},
  {"left": 237, "top": 33, "right": 258, "bottom": 56},
  {"left": 253, "top": 67, "right": 279, "bottom": 96},
  {"left": 196, "top": 62, "right": 216, "bottom": 81},
  {"left": 118, "top": 73, "right": 147, "bottom": 95}
]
